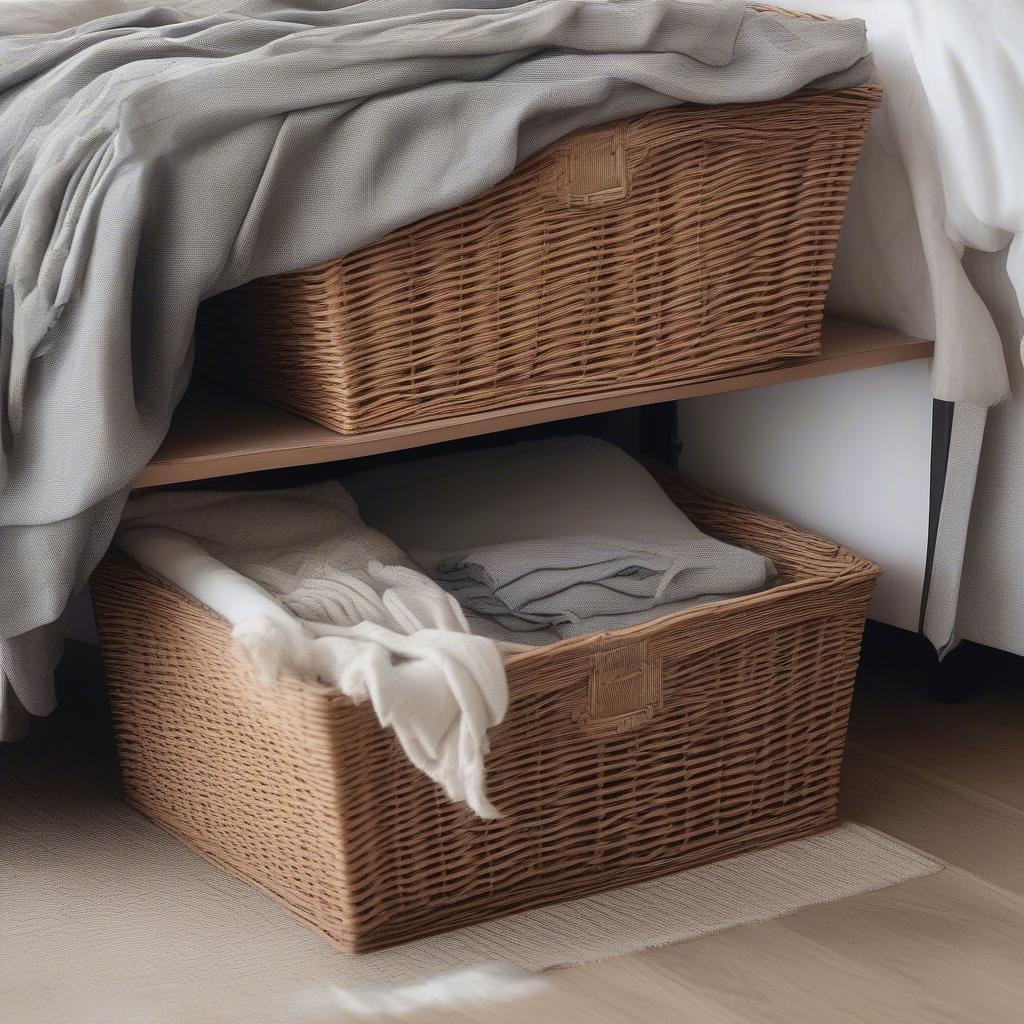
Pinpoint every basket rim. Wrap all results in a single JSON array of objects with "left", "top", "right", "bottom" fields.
[
  {"left": 254, "top": 81, "right": 882, "bottom": 287},
  {"left": 98, "top": 470, "right": 879, "bottom": 692}
]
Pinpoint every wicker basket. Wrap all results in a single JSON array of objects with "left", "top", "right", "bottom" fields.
[
  {"left": 197, "top": 83, "right": 881, "bottom": 435},
  {"left": 91, "top": 470, "right": 879, "bottom": 954}
]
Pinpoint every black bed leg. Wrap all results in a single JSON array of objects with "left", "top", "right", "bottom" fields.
[{"left": 926, "top": 641, "right": 977, "bottom": 703}]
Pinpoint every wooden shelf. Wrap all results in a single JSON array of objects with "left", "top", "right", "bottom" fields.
[{"left": 136, "top": 317, "right": 933, "bottom": 489}]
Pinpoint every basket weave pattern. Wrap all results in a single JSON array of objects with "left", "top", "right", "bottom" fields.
[
  {"left": 92, "top": 473, "right": 879, "bottom": 953},
  {"left": 197, "top": 86, "right": 880, "bottom": 434}
]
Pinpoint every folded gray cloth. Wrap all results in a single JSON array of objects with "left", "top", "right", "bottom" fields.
[
  {"left": 346, "top": 436, "right": 777, "bottom": 645},
  {"left": 436, "top": 534, "right": 776, "bottom": 639}
]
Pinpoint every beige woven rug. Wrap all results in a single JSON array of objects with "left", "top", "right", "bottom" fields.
[{"left": 1, "top": 744, "right": 941, "bottom": 1024}]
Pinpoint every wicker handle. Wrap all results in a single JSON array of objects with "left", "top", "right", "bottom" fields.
[
  {"left": 558, "top": 124, "right": 633, "bottom": 207},
  {"left": 577, "top": 637, "right": 664, "bottom": 735}
]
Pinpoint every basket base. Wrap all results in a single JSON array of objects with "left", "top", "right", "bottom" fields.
[{"left": 129, "top": 793, "right": 837, "bottom": 955}]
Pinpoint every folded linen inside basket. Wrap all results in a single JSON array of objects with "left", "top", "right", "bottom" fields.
[
  {"left": 116, "top": 483, "right": 509, "bottom": 818},
  {"left": 438, "top": 534, "right": 776, "bottom": 638},
  {"left": 345, "top": 436, "right": 777, "bottom": 643}
]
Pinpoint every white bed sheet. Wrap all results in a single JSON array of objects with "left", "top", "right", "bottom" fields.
[
  {"left": 784, "top": 0, "right": 1009, "bottom": 408},
  {"left": 755, "top": 0, "right": 1024, "bottom": 655},
  {"left": 904, "top": 0, "right": 1024, "bottom": 372}
]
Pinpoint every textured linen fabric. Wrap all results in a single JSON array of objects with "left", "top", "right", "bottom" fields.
[
  {"left": 896, "top": 0, "right": 1024, "bottom": 658},
  {"left": 920, "top": 401, "right": 987, "bottom": 656},
  {"left": 951, "top": 249, "right": 1024, "bottom": 658},
  {"left": 0, "top": 0, "right": 873, "bottom": 739},
  {"left": 346, "top": 436, "right": 775, "bottom": 643},
  {"left": 784, "top": 0, "right": 1009, "bottom": 407},
  {"left": 118, "top": 481, "right": 510, "bottom": 818},
  {"left": 437, "top": 535, "right": 774, "bottom": 640},
  {"left": 902, "top": 0, "right": 1024, "bottom": 374},
  {"left": 120, "top": 480, "right": 418, "bottom": 615}
]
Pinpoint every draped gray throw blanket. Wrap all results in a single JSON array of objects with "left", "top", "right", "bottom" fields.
[{"left": 0, "top": 0, "right": 872, "bottom": 739}]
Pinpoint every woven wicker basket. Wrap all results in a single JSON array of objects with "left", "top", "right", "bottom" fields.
[
  {"left": 197, "top": 83, "right": 881, "bottom": 435},
  {"left": 91, "top": 470, "right": 878, "bottom": 953}
]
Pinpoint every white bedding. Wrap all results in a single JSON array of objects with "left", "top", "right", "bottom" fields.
[
  {"left": 785, "top": 0, "right": 1012, "bottom": 408},
  {"left": 758, "top": 0, "right": 1024, "bottom": 655},
  {"left": 903, "top": 0, "right": 1024, "bottom": 371}
]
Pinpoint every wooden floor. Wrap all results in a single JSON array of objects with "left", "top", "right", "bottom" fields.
[
  {"left": 419, "top": 634, "right": 1024, "bottom": 1024},
  {"left": 4, "top": 634, "right": 1023, "bottom": 1023}
]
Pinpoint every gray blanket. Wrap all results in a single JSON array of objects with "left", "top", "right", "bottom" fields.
[
  {"left": 435, "top": 534, "right": 776, "bottom": 640},
  {"left": 0, "top": 0, "right": 871, "bottom": 738}
]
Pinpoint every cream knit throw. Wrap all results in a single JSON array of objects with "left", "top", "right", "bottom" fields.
[{"left": 118, "top": 482, "right": 509, "bottom": 818}]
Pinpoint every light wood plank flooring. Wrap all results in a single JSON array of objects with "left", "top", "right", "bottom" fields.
[{"left": 3, "top": 636, "right": 1023, "bottom": 1023}]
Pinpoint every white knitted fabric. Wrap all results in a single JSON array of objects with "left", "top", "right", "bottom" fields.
[{"left": 118, "top": 482, "right": 509, "bottom": 818}]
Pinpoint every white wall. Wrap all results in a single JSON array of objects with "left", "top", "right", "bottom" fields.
[{"left": 676, "top": 359, "right": 934, "bottom": 632}]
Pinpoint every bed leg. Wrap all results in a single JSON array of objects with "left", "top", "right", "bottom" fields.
[{"left": 926, "top": 641, "right": 977, "bottom": 703}]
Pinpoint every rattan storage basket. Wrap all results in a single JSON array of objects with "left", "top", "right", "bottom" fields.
[
  {"left": 197, "top": 83, "right": 881, "bottom": 435},
  {"left": 91, "top": 470, "right": 879, "bottom": 953}
]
